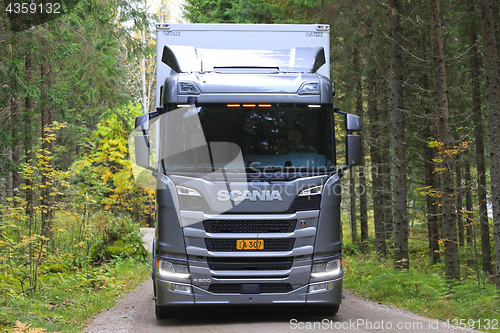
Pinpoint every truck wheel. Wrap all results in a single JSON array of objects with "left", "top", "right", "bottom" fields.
[
  {"left": 309, "top": 304, "right": 339, "bottom": 316},
  {"left": 155, "top": 304, "right": 180, "bottom": 319}
]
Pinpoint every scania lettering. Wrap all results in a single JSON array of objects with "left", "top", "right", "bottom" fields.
[
  {"left": 217, "top": 190, "right": 283, "bottom": 202},
  {"left": 132, "top": 24, "right": 362, "bottom": 319}
]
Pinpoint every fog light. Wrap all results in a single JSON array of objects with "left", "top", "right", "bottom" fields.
[
  {"left": 309, "top": 281, "right": 334, "bottom": 293},
  {"left": 167, "top": 282, "right": 192, "bottom": 294},
  {"left": 309, "top": 283, "right": 327, "bottom": 293}
]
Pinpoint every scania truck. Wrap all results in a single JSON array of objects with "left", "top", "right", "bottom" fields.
[{"left": 132, "top": 24, "right": 361, "bottom": 319}]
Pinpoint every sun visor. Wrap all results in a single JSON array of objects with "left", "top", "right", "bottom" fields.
[{"left": 162, "top": 45, "right": 326, "bottom": 74}]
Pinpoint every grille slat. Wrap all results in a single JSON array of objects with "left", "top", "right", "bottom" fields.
[
  {"left": 208, "top": 283, "right": 293, "bottom": 294},
  {"left": 203, "top": 219, "right": 296, "bottom": 233},
  {"left": 205, "top": 239, "right": 295, "bottom": 252},
  {"left": 207, "top": 257, "right": 293, "bottom": 270},
  {"left": 212, "top": 275, "right": 289, "bottom": 279},
  {"left": 287, "top": 195, "right": 321, "bottom": 213}
]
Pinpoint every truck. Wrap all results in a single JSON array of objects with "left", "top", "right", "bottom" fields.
[{"left": 132, "top": 23, "right": 361, "bottom": 319}]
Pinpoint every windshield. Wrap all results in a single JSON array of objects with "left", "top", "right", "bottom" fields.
[{"left": 159, "top": 104, "right": 335, "bottom": 174}]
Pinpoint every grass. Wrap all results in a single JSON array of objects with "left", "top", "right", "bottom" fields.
[
  {"left": 0, "top": 256, "right": 150, "bottom": 332},
  {"left": 343, "top": 250, "right": 500, "bottom": 332}
]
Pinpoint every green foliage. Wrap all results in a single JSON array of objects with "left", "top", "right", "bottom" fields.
[
  {"left": 90, "top": 213, "right": 148, "bottom": 263},
  {"left": 184, "top": 0, "right": 284, "bottom": 23},
  {"left": 0, "top": 257, "right": 150, "bottom": 332},
  {"left": 68, "top": 102, "right": 154, "bottom": 222},
  {"left": 344, "top": 253, "right": 500, "bottom": 332}
]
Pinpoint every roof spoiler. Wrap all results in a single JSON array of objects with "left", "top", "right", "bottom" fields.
[{"left": 162, "top": 45, "right": 326, "bottom": 74}]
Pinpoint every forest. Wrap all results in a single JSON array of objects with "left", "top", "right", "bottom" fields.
[{"left": 1, "top": 0, "right": 500, "bottom": 331}]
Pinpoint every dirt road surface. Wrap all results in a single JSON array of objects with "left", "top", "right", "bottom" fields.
[{"left": 85, "top": 228, "right": 481, "bottom": 333}]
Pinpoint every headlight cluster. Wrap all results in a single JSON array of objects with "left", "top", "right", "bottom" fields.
[
  {"left": 299, "top": 82, "right": 319, "bottom": 95},
  {"left": 176, "top": 186, "right": 201, "bottom": 196},
  {"left": 157, "top": 259, "right": 190, "bottom": 279},
  {"left": 308, "top": 258, "right": 342, "bottom": 293},
  {"left": 311, "top": 258, "right": 342, "bottom": 278},
  {"left": 299, "top": 185, "right": 322, "bottom": 196}
]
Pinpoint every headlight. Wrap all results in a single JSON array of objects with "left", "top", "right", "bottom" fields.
[
  {"left": 177, "top": 186, "right": 201, "bottom": 197},
  {"left": 299, "top": 185, "right": 322, "bottom": 196},
  {"left": 178, "top": 82, "right": 200, "bottom": 95},
  {"left": 299, "top": 82, "right": 319, "bottom": 95},
  {"left": 311, "top": 258, "right": 342, "bottom": 278},
  {"left": 157, "top": 259, "right": 190, "bottom": 279}
]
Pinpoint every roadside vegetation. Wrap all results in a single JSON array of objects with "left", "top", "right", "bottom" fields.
[
  {"left": 1, "top": 256, "right": 149, "bottom": 333},
  {"left": 343, "top": 222, "right": 500, "bottom": 333},
  {"left": 0, "top": 102, "right": 152, "bottom": 332}
]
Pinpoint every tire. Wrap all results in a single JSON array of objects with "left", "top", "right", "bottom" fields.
[
  {"left": 155, "top": 304, "right": 182, "bottom": 319},
  {"left": 309, "top": 304, "right": 340, "bottom": 316}
]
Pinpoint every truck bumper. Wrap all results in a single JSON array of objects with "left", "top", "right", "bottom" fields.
[{"left": 156, "top": 276, "right": 342, "bottom": 306}]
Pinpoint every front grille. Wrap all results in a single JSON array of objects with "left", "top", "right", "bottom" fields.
[
  {"left": 287, "top": 195, "right": 321, "bottom": 213},
  {"left": 203, "top": 219, "right": 296, "bottom": 233},
  {"left": 205, "top": 239, "right": 295, "bottom": 252},
  {"left": 212, "top": 275, "right": 289, "bottom": 279},
  {"left": 208, "top": 283, "right": 293, "bottom": 294},
  {"left": 208, "top": 257, "right": 293, "bottom": 270}
]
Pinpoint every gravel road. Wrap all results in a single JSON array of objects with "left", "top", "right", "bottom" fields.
[{"left": 85, "top": 228, "right": 482, "bottom": 333}]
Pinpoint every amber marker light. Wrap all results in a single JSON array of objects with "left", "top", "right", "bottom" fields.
[
  {"left": 227, "top": 104, "right": 240, "bottom": 107},
  {"left": 243, "top": 104, "right": 256, "bottom": 107}
]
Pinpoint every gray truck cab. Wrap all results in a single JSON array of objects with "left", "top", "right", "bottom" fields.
[{"left": 133, "top": 24, "right": 361, "bottom": 318}]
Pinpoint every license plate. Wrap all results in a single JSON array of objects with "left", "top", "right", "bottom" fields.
[{"left": 236, "top": 240, "right": 264, "bottom": 250}]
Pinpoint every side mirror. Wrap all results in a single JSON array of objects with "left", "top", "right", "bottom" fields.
[
  {"left": 334, "top": 108, "right": 362, "bottom": 169},
  {"left": 135, "top": 135, "right": 151, "bottom": 169},
  {"left": 346, "top": 114, "right": 361, "bottom": 131},
  {"left": 135, "top": 114, "right": 149, "bottom": 132},
  {"left": 346, "top": 134, "right": 361, "bottom": 166}
]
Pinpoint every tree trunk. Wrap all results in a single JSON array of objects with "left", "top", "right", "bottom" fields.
[
  {"left": 455, "top": 155, "right": 464, "bottom": 247},
  {"left": 479, "top": 0, "right": 500, "bottom": 291},
  {"left": 469, "top": 32, "right": 493, "bottom": 275},
  {"left": 6, "top": 44, "right": 14, "bottom": 200},
  {"left": 354, "top": 48, "right": 369, "bottom": 253},
  {"left": 464, "top": 159, "right": 474, "bottom": 247},
  {"left": 389, "top": 0, "right": 409, "bottom": 269},
  {"left": 368, "top": 69, "right": 386, "bottom": 257},
  {"left": 25, "top": 52, "right": 34, "bottom": 220},
  {"left": 40, "top": 26, "right": 54, "bottom": 242},
  {"left": 428, "top": 0, "right": 460, "bottom": 280},
  {"left": 422, "top": 73, "right": 441, "bottom": 264},
  {"left": 140, "top": 28, "right": 148, "bottom": 114}
]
